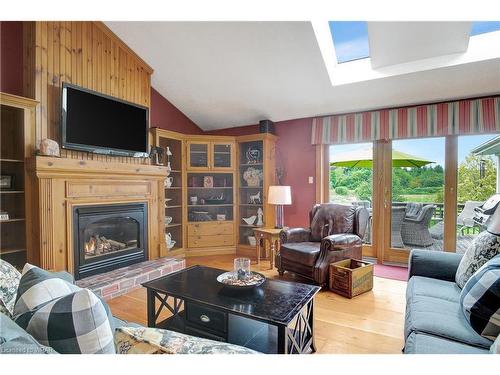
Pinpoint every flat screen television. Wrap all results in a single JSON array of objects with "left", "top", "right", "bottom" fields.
[{"left": 61, "top": 82, "right": 149, "bottom": 157}]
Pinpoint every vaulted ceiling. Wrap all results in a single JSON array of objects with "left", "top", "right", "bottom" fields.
[{"left": 106, "top": 21, "right": 500, "bottom": 130}]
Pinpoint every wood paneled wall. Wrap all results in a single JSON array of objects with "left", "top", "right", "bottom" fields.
[{"left": 23, "top": 21, "right": 153, "bottom": 163}]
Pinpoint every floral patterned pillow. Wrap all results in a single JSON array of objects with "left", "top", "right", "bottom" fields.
[
  {"left": 0, "top": 259, "right": 21, "bottom": 317},
  {"left": 456, "top": 231, "right": 500, "bottom": 289},
  {"left": 115, "top": 326, "right": 258, "bottom": 354}
]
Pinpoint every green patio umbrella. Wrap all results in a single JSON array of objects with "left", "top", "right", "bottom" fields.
[{"left": 330, "top": 146, "right": 434, "bottom": 168}]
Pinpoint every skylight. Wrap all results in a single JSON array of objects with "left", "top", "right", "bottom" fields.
[
  {"left": 329, "top": 21, "right": 370, "bottom": 64},
  {"left": 471, "top": 21, "right": 500, "bottom": 36}
]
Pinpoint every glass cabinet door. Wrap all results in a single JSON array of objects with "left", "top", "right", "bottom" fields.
[
  {"left": 188, "top": 142, "right": 209, "bottom": 169},
  {"left": 212, "top": 143, "right": 233, "bottom": 169}
]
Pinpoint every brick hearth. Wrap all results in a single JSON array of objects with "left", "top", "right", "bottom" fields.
[{"left": 76, "top": 257, "right": 185, "bottom": 300}]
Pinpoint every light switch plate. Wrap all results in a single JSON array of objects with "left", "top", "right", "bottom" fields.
[{"left": 308, "top": 176, "right": 314, "bottom": 184}]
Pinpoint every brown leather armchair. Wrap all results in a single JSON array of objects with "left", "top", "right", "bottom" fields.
[{"left": 278, "top": 203, "right": 369, "bottom": 286}]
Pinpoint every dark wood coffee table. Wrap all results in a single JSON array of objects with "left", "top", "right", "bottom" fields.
[{"left": 142, "top": 265, "right": 320, "bottom": 354}]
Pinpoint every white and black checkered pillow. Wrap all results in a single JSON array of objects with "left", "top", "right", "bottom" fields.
[
  {"left": 15, "top": 288, "right": 115, "bottom": 354},
  {"left": 13, "top": 263, "right": 80, "bottom": 316},
  {"left": 460, "top": 255, "right": 500, "bottom": 341}
]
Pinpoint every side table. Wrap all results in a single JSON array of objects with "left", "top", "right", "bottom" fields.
[{"left": 252, "top": 227, "right": 284, "bottom": 270}]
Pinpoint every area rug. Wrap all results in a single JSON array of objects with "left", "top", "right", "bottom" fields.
[{"left": 373, "top": 264, "right": 408, "bottom": 281}]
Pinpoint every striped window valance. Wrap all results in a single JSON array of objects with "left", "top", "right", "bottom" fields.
[{"left": 311, "top": 96, "right": 500, "bottom": 145}]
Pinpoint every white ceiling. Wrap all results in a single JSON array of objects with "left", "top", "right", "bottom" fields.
[
  {"left": 368, "top": 22, "right": 471, "bottom": 68},
  {"left": 105, "top": 21, "right": 500, "bottom": 131}
]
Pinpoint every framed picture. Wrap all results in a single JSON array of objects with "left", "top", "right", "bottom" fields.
[
  {"left": 0, "top": 175, "right": 14, "bottom": 190},
  {"left": 203, "top": 176, "right": 214, "bottom": 188}
]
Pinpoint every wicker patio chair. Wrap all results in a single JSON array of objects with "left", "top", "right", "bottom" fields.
[
  {"left": 401, "top": 204, "right": 436, "bottom": 247},
  {"left": 391, "top": 206, "right": 406, "bottom": 248}
]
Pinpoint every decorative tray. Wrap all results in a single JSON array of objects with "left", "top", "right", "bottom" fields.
[{"left": 216, "top": 271, "right": 265, "bottom": 290}]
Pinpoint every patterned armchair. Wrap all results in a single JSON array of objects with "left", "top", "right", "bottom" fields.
[{"left": 278, "top": 203, "right": 369, "bottom": 286}]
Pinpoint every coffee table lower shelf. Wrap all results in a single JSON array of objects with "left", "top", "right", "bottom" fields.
[
  {"left": 156, "top": 309, "right": 278, "bottom": 353},
  {"left": 147, "top": 290, "right": 314, "bottom": 354}
]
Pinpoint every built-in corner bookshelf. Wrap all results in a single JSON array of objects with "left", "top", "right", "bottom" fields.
[
  {"left": 0, "top": 93, "right": 37, "bottom": 269},
  {"left": 151, "top": 128, "right": 185, "bottom": 255}
]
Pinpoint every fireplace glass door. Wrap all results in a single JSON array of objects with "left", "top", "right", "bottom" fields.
[
  {"left": 83, "top": 216, "right": 140, "bottom": 260},
  {"left": 74, "top": 203, "right": 148, "bottom": 280}
]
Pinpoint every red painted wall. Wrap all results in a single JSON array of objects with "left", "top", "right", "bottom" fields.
[
  {"left": 208, "top": 119, "right": 316, "bottom": 228},
  {"left": 0, "top": 21, "right": 23, "bottom": 96},
  {"left": 150, "top": 88, "right": 204, "bottom": 135}
]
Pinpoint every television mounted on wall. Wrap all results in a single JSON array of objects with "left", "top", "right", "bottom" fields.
[{"left": 61, "top": 82, "right": 149, "bottom": 157}]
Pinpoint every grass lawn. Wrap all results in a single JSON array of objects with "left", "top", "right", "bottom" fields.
[{"left": 399, "top": 194, "right": 440, "bottom": 203}]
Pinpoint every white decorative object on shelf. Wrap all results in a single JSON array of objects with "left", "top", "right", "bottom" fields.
[
  {"left": 165, "top": 232, "right": 176, "bottom": 249},
  {"left": 242, "top": 215, "right": 257, "bottom": 225},
  {"left": 165, "top": 177, "right": 173, "bottom": 188},
  {"left": 165, "top": 216, "right": 173, "bottom": 225},
  {"left": 243, "top": 167, "right": 263, "bottom": 187},
  {"left": 248, "top": 236, "right": 256, "bottom": 246},
  {"left": 256, "top": 207, "right": 264, "bottom": 226},
  {"left": 249, "top": 191, "right": 261, "bottom": 204}
]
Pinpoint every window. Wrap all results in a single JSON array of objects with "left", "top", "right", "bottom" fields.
[
  {"left": 328, "top": 21, "right": 370, "bottom": 63},
  {"left": 471, "top": 21, "right": 500, "bottom": 36}
]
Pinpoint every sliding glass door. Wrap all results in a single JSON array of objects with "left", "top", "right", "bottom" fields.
[
  {"left": 327, "top": 134, "right": 499, "bottom": 264},
  {"left": 383, "top": 137, "right": 445, "bottom": 263},
  {"left": 329, "top": 143, "right": 375, "bottom": 257}
]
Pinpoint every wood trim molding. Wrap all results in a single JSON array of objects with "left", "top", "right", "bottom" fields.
[
  {"left": 33, "top": 156, "right": 167, "bottom": 179},
  {"left": 444, "top": 135, "right": 458, "bottom": 252},
  {"left": 316, "top": 144, "right": 329, "bottom": 203},
  {"left": 38, "top": 178, "right": 56, "bottom": 270}
]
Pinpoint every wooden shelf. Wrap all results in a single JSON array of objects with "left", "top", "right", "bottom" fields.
[
  {"left": 169, "top": 170, "right": 182, "bottom": 173},
  {"left": 0, "top": 248, "right": 26, "bottom": 255},
  {"left": 240, "top": 163, "right": 263, "bottom": 167},
  {"left": 0, "top": 218, "right": 25, "bottom": 223},
  {"left": 0, "top": 158, "right": 24, "bottom": 163},
  {"left": 188, "top": 204, "right": 233, "bottom": 207},
  {"left": 165, "top": 187, "right": 183, "bottom": 190},
  {"left": 240, "top": 186, "right": 263, "bottom": 189},
  {"left": 165, "top": 223, "right": 182, "bottom": 228},
  {"left": 188, "top": 186, "right": 233, "bottom": 189},
  {"left": 165, "top": 205, "right": 182, "bottom": 209},
  {"left": 0, "top": 190, "right": 24, "bottom": 194},
  {"left": 240, "top": 204, "right": 263, "bottom": 207}
]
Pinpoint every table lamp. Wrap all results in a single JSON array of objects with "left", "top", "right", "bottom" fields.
[{"left": 268, "top": 185, "right": 292, "bottom": 229}]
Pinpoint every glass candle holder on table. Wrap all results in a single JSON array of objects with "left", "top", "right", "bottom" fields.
[{"left": 233, "top": 257, "right": 251, "bottom": 281}]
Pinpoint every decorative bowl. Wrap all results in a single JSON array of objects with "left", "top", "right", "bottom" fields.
[{"left": 216, "top": 271, "right": 265, "bottom": 290}]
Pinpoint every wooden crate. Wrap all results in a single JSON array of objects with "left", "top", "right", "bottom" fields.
[{"left": 329, "top": 259, "right": 374, "bottom": 298}]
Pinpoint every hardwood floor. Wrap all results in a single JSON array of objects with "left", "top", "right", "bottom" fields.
[{"left": 107, "top": 255, "right": 406, "bottom": 354}]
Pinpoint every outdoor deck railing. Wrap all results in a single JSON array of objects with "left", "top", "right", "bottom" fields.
[{"left": 391, "top": 202, "right": 466, "bottom": 222}]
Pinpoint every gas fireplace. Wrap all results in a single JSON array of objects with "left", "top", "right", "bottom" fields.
[{"left": 73, "top": 203, "right": 148, "bottom": 280}]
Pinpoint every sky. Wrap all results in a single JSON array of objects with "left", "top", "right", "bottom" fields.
[
  {"left": 329, "top": 134, "right": 498, "bottom": 168},
  {"left": 329, "top": 21, "right": 369, "bottom": 63}
]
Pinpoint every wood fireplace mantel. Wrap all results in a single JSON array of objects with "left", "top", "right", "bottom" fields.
[{"left": 27, "top": 156, "right": 168, "bottom": 274}]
